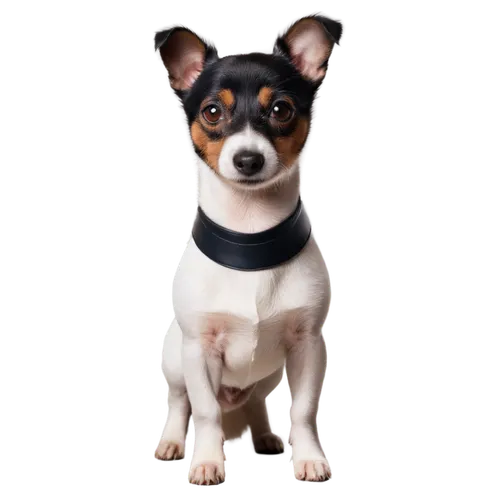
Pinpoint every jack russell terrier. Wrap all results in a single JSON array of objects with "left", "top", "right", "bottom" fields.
[{"left": 153, "top": 15, "right": 343, "bottom": 485}]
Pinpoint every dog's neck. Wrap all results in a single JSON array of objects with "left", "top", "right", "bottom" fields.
[{"left": 197, "top": 161, "right": 300, "bottom": 234}]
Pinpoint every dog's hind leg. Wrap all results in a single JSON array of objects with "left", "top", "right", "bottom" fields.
[
  {"left": 222, "top": 407, "right": 250, "bottom": 444},
  {"left": 243, "top": 367, "right": 284, "bottom": 454},
  {"left": 155, "top": 320, "right": 191, "bottom": 461}
]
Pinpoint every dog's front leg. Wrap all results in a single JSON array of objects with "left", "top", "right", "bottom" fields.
[
  {"left": 286, "top": 332, "right": 331, "bottom": 482},
  {"left": 182, "top": 336, "right": 225, "bottom": 485}
]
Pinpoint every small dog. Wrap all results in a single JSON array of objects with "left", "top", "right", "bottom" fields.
[{"left": 154, "top": 15, "right": 343, "bottom": 484}]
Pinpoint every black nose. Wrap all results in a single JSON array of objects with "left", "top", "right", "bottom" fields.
[{"left": 233, "top": 150, "right": 265, "bottom": 176}]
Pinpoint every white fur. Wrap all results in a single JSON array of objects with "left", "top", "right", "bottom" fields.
[
  {"left": 218, "top": 125, "right": 280, "bottom": 184},
  {"left": 156, "top": 154, "right": 332, "bottom": 484}
]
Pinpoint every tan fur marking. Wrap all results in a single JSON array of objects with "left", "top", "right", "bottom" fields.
[
  {"left": 258, "top": 87, "right": 273, "bottom": 108},
  {"left": 274, "top": 118, "right": 310, "bottom": 167},
  {"left": 191, "top": 120, "right": 208, "bottom": 151},
  {"left": 190, "top": 121, "right": 226, "bottom": 171},
  {"left": 218, "top": 89, "right": 235, "bottom": 109}
]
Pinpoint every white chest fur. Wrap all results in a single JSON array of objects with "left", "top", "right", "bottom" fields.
[{"left": 173, "top": 235, "right": 330, "bottom": 388}]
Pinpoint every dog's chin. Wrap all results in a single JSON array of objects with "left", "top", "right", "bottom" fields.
[
  {"left": 221, "top": 168, "right": 294, "bottom": 191},
  {"left": 225, "top": 177, "right": 277, "bottom": 191}
]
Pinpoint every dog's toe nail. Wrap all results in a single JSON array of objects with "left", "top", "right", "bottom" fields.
[
  {"left": 155, "top": 440, "right": 185, "bottom": 461},
  {"left": 189, "top": 462, "right": 225, "bottom": 485},
  {"left": 204, "top": 464, "right": 217, "bottom": 484},
  {"left": 306, "top": 462, "right": 316, "bottom": 481},
  {"left": 294, "top": 460, "right": 331, "bottom": 482},
  {"left": 315, "top": 461, "right": 331, "bottom": 479}
]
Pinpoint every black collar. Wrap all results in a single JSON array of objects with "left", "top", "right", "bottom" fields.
[{"left": 192, "top": 198, "right": 311, "bottom": 271}]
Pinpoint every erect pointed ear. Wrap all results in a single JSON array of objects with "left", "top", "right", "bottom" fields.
[
  {"left": 274, "top": 15, "right": 342, "bottom": 83},
  {"left": 154, "top": 27, "right": 218, "bottom": 92}
]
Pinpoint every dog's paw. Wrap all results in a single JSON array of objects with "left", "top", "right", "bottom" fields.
[
  {"left": 154, "top": 440, "right": 184, "bottom": 461},
  {"left": 254, "top": 432, "right": 284, "bottom": 455},
  {"left": 189, "top": 462, "right": 225, "bottom": 485},
  {"left": 294, "top": 459, "right": 331, "bottom": 482}
]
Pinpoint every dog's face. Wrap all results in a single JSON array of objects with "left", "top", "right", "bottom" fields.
[{"left": 155, "top": 16, "right": 342, "bottom": 190}]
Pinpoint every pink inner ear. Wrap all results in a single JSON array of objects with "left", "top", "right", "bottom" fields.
[
  {"left": 286, "top": 19, "right": 332, "bottom": 81},
  {"left": 162, "top": 31, "right": 206, "bottom": 90},
  {"left": 182, "top": 61, "right": 203, "bottom": 88}
]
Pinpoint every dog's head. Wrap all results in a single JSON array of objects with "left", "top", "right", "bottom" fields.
[{"left": 155, "top": 15, "right": 342, "bottom": 189}]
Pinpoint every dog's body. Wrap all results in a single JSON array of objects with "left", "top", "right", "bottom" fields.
[{"left": 154, "top": 16, "right": 342, "bottom": 484}]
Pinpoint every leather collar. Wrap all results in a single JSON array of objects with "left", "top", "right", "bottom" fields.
[{"left": 192, "top": 198, "right": 311, "bottom": 271}]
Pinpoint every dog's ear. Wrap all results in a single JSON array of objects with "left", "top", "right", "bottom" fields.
[
  {"left": 274, "top": 15, "right": 342, "bottom": 84},
  {"left": 155, "top": 27, "right": 218, "bottom": 92}
]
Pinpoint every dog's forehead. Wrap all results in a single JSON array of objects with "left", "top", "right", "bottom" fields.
[
  {"left": 193, "top": 51, "right": 297, "bottom": 97},
  {"left": 214, "top": 53, "right": 295, "bottom": 88}
]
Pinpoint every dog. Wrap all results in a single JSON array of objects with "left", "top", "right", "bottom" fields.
[{"left": 154, "top": 15, "right": 343, "bottom": 485}]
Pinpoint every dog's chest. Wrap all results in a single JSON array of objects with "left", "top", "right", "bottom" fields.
[{"left": 173, "top": 238, "right": 330, "bottom": 386}]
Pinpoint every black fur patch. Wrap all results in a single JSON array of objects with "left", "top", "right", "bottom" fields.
[{"left": 184, "top": 53, "right": 315, "bottom": 133}]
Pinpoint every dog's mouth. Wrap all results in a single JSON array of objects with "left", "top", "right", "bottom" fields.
[{"left": 236, "top": 178, "right": 265, "bottom": 185}]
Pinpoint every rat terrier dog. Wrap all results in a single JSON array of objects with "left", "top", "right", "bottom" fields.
[{"left": 154, "top": 15, "right": 343, "bottom": 484}]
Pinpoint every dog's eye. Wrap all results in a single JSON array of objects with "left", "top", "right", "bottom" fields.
[
  {"left": 202, "top": 104, "right": 222, "bottom": 124},
  {"left": 270, "top": 101, "right": 294, "bottom": 122}
]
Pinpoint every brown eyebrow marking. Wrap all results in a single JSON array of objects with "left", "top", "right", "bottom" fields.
[
  {"left": 258, "top": 87, "right": 273, "bottom": 108},
  {"left": 218, "top": 89, "right": 235, "bottom": 109}
]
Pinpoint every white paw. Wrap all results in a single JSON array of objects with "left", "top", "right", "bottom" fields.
[
  {"left": 189, "top": 462, "right": 225, "bottom": 485},
  {"left": 294, "top": 459, "right": 331, "bottom": 482},
  {"left": 254, "top": 432, "right": 284, "bottom": 455},
  {"left": 154, "top": 440, "right": 184, "bottom": 461}
]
